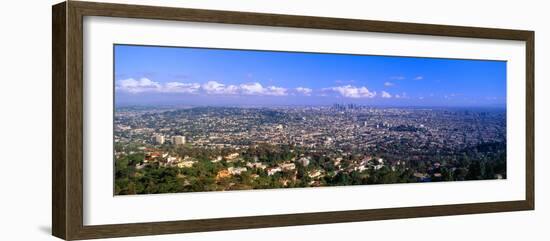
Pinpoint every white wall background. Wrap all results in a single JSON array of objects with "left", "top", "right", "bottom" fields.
[{"left": 0, "top": 0, "right": 547, "bottom": 240}]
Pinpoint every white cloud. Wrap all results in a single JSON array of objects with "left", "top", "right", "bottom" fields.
[
  {"left": 381, "top": 91, "right": 392, "bottom": 98},
  {"left": 414, "top": 76, "right": 424, "bottom": 80},
  {"left": 329, "top": 85, "right": 376, "bottom": 98},
  {"left": 265, "top": 86, "right": 288, "bottom": 96},
  {"left": 240, "top": 82, "right": 265, "bottom": 95},
  {"left": 384, "top": 82, "right": 395, "bottom": 87},
  {"left": 116, "top": 78, "right": 203, "bottom": 94},
  {"left": 163, "top": 82, "right": 201, "bottom": 94},
  {"left": 202, "top": 81, "right": 225, "bottom": 93},
  {"left": 295, "top": 87, "right": 313, "bottom": 96},
  {"left": 225, "top": 85, "right": 240, "bottom": 94},
  {"left": 240, "top": 82, "right": 287, "bottom": 96},
  {"left": 202, "top": 81, "right": 239, "bottom": 95},
  {"left": 116, "top": 78, "right": 162, "bottom": 93},
  {"left": 117, "top": 78, "right": 288, "bottom": 96}
]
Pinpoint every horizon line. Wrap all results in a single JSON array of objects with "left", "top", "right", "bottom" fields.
[{"left": 114, "top": 103, "right": 507, "bottom": 109}]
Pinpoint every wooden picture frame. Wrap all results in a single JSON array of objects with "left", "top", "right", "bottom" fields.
[{"left": 52, "top": 1, "right": 534, "bottom": 240}]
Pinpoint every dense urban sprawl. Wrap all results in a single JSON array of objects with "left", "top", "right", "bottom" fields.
[{"left": 114, "top": 105, "right": 506, "bottom": 195}]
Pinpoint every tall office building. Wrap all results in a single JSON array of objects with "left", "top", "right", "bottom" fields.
[
  {"left": 153, "top": 134, "right": 165, "bottom": 145},
  {"left": 172, "top": 135, "right": 186, "bottom": 145}
]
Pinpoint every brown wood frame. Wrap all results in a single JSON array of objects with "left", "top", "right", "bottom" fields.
[{"left": 52, "top": 1, "right": 535, "bottom": 240}]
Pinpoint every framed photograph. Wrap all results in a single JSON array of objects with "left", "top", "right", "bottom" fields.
[{"left": 52, "top": 1, "right": 534, "bottom": 240}]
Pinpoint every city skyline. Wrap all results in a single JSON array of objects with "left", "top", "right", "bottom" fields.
[
  {"left": 114, "top": 44, "right": 507, "bottom": 194},
  {"left": 114, "top": 44, "right": 507, "bottom": 107},
  {"left": 114, "top": 105, "right": 507, "bottom": 194}
]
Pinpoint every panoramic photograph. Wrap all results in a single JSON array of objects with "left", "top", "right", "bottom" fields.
[{"left": 113, "top": 44, "right": 507, "bottom": 195}]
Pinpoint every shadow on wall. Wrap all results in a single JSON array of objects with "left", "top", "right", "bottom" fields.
[{"left": 38, "top": 226, "right": 51, "bottom": 235}]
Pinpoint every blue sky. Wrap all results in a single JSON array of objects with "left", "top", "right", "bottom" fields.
[{"left": 114, "top": 44, "right": 506, "bottom": 107}]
